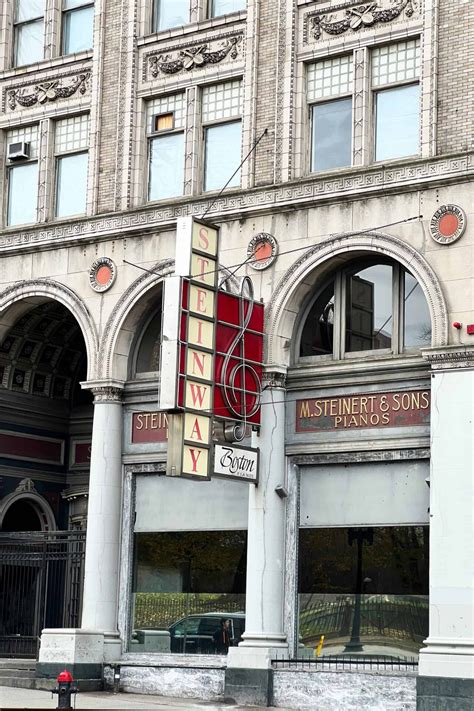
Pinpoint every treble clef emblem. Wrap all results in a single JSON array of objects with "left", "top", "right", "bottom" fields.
[{"left": 221, "top": 276, "right": 262, "bottom": 441}]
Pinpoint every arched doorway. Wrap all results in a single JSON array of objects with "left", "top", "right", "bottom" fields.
[{"left": 0, "top": 297, "right": 92, "bottom": 657}]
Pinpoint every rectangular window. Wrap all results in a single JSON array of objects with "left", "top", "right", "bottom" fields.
[
  {"left": 14, "top": 0, "right": 44, "bottom": 66},
  {"left": 210, "top": 0, "right": 246, "bottom": 17},
  {"left": 147, "top": 95, "right": 185, "bottom": 201},
  {"left": 372, "top": 39, "right": 420, "bottom": 161},
  {"left": 202, "top": 81, "right": 242, "bottom": 192},
  {"left": 153, "top": 0, "right": 188, "bottom": 32},
  {"left": 62, "top": 0, "right": 94, "bottom": 55},
  {"left": 55, "top": 115, "right": 90, "bottom": 217},
  {"left": 308, "top": 56, "right": 353, "bottom": 172},
  {"left": 6, "top": 125, "right": 39, "bottom": 226}
]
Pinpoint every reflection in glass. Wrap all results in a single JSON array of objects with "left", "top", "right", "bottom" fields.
[
  {"left": 298, "top": 527, "right": 429, "bottom": 659},
  {"left": 204, "top": 122, "right": 241, "bottom": 192},
  {"left": 300, "top": 281, "right": 335, "bottom": 357},
  {"left": 8, "top": 163, "right": 38, "bottom": 226},
  {"left": 210, "top": 0, "right": 246, "bottom": 17},
  {"left": 62, "top": 5, "right": 94, "bottom": 55},
  {"left": 375, "top": 84, "right": 420, "bottom": 161},
  {"left": 16, "top": 0, "right": 44, "bottom": 21},
  {"left": 404, "top": 272, "right": 431, "bottom": 348},
  {"left": 56, "top": 153, "right": 88, "bottom": 217},
  {"left": 135, "top": 310, "right": 162, "bottom": 374},
  {"left": 311, "top": 98, "right": 352, "bottom": 172},
  {"left": 345, "top": 264, "right": 393, "bottom": 352},
  {"left": 131, "top": 531, "right": 247, "bottom": 654},
  {"left": 148, "top": 133, "right": 184, "bottom": 200},
  {"left": 15, "top": 20, "right": 44, "bottom": 66},
  {"left": 154, "top": 0, "right": 188, "bottom": 31}
]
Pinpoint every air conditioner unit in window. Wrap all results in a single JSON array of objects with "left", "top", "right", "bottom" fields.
[{"left": 7, "top": 141, "right": 30, "bottom": 161}]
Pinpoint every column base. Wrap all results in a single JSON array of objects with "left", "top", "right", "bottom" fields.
[
  {"left": 37, "top": 628, "right": 105, "bottom": 680},
  {"left": 225, "top": 640, "right": 288, "bottom": 706},
  {"left": 417, "top": 676, "right": 474, "bottom": 710},
  {"left": 418, "top": 639, "right": 474, "bottom": 679}
]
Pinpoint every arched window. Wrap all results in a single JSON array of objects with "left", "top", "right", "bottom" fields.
[
  {"left": 133, "top": 308, "right": 162, "bottom": 377},
  {"left": 299, "top": 258, "right": 431, "bottom": 360}
]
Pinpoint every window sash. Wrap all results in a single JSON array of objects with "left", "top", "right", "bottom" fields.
[
  {"left": 14, "top": 19, "right": 44, "bottom": 66},
  {"left": 210, "top": 0, "right": 246, "bottom": 17},
  {"left": 374, "top": 83, "right": 420, "bottom": 162},
  {"left": 203, "top": 121, "right": 241, "bottom": 192},
  {"left": 15, "top": 0, "right": 44, "bottom": 22},
  {"left": 7, "top": 162, "right": 38, "bottom": 226},
  {"left": 148, "top": 132, "right": 185, "bottom": 201},
  {"left": 153, "top": 0, "right": 189, "bottom": 31},
  {"left": 311, "top": 98, "right": 353, "bottom": 172},
  {"left": 55, "top": 152, "right": 88, "bottom": 217},
  {"left": 62, "top": 4, "right": 94, "bottom": 54}
]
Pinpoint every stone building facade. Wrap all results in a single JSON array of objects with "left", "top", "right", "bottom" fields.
[{"left": 0, "top": 1, "right": 473, "bottom": 709}]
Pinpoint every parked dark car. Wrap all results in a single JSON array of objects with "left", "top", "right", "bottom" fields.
[{"left": 169, "top": 612, "right": 245, "bottom": 654}]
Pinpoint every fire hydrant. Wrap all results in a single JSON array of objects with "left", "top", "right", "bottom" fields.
[{"left": 52, "top": 669, "right": 78, "bottom": 710}]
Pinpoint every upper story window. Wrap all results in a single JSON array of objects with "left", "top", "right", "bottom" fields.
[
  {"left": 62, "top": 0, "right": 94, "bottom": 55},
  {"left": 133, "top": 309, "right": 162, "bottom": 377},
  {"left": 11, "top": 0, "right": 93, "bottom": 67},
  {"left": 372, "top": 40, "right": 420, "bottom": 161},
  {"left": 299, "top": 258, "right": 431, "bottom": 360},
  {"left": 152, "top": 0, "right": 188, "bottom": 32},
  {"left": 202, "top": 80, "right": 242, "bottom": 192},
  {"left": 146, "top": 80, "right": 242, "bottom": 202},
  {"left": 147, "top": 94, "right": 185, "bottom": 201},
  {"left": 210, "top": 0, "right": 246, "bottom": 17},
  {"left": 14, "top": 0, "right": 44, "bottom": 67},
  {"left": 6, "top": 125, "right": 39, "bottom": 226},
  {"left": 307, "top": 38, "right": 420, "bottom": 174},
  {"left": 55, "top": 115, "right": 90, "bottom": 217}
]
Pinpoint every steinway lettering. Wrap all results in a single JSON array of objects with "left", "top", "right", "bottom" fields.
[{"left": 296, "top": 390, "right": 430, "bottom": 433}]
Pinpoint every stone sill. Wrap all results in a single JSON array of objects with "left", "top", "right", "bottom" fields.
[
  {"left": 137, "top": 12, "right": 246, "bottom": 48},
  {"left": 116, "top": 653, "right": 227, "bottom": 669}
]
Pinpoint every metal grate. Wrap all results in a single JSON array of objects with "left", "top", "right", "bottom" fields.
[
  {"left": 0, "top": 531, "right": 86, "bottom": 658},
  {"left": 272, "top": 653, "right": 418, "bottom": 671}
]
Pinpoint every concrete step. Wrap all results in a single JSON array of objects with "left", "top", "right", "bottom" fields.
[
  {"left": 0, "top": 676, "right": 102, "bottom": 692},
  {"left": 0, "top": 667, "right": 35, "bottom": 678},
  {"left": 0, "top": 659, "right": 35, "bottom": 668}
]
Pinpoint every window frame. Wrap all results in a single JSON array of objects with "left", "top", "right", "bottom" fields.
[
  {"left": 372, "top": 81, "right": 420, "bottom": 164},
  {"left": 146, "top": 97, "right": 186, "bottom": 203},
  {"left": 202, "top": 117, "right": 242, "bottom": 193},
  {"left": 297, "top": 259, "right": 430, "bottom": 363},
  {"left": 208, "top": 0, "right": 246, "bottom": 19},
  {"left": 309, "top": 95, "right": 353, "bottom": 174},
  {"left": 152, "top": 0, "right": 190, "bottom": 34},
  {"left": 13, "top": 0, "right": 45, "bottom": 67},
  {"left": 61, "top": 0, "right": 95, "bottom": 56},
  {"left": 54, "top": 150, "right": 89, "bottom": 218},
  {"left": 5, "top": 124, "right": 40, "bottom": 227}
]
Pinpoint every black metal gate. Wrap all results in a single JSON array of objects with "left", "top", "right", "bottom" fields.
[{"left": 0, "top": 530, "right": 86, "bottom": 658}]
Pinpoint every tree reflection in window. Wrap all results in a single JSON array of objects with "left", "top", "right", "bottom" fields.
[{"left": 300, "top": 259, "right": 432, "bottom": 359}]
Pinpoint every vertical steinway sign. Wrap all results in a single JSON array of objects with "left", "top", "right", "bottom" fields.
[{"left": 159, "top": 217, "right": 218, "bottom": 479}]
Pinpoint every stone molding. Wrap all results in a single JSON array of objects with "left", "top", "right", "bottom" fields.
[
  {"left": 146, "top": 34, "right": 243, "bottom": 80},
  {"left": 265, "top": 231, "right": 449, "bottom": 367},
  {"left": 0, "top": 152, "right": 472, "bottom": 254},
  {"left": 5, "top": 72, "right": 91, "bottom": 112},
  {"left": 422, "top": 346, "right": 474, "bottom": 371},
  {"left": 291, "top": 448, "right": 430, "bottom": 465},
  {"left": 89, "top": 386, "right": 124, "bottom": 403},
  {"left": 263, "top": 367, "right": 287, "bottom": 390},
  {"left": 303, "top": 0, "right": 418, "bottom": 44}
]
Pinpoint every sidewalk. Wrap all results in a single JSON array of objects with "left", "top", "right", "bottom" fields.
[{"left": 0, "top": 687, "right": 290, "bottom": 710}]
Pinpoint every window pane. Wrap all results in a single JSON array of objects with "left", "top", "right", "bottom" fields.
[
  {"left": 8, "top": 163, "right": 38, "bottom": 226},
  {"left": 345, "top": 264, "right": 393, "bottom": 352},
  {"left": 154, "top": 0, "right": 188, "bottom": 30},
  {"left": 14, "top": 20, "right": 44, "bottom": 66},
  {"left": 148, "top": 133, "right": 184, "bottom": 201},
  {"left": 311, "top": 99, "right": 352, "bottom": 172},
  {"left": 375, "top": 84, "right": 419, "bottom": 161},
  {"left": 211, "top": 0, "right": 246, "bottom": 17},
  {"left": 131, "top": 531, "right": 246, "bottom": 654},
  {"left": 63, "top": 0, "right": 91, "bottom": 8},
  {"left": 298, "top": 527, "right": 429, "bottom": 659},
  {"left": 15, "top": 0, "right": 44, "bottom": 22},
  {"left": 404, "top": 272, "right": 431, "bottom": 348},
  {"left": 135, "top": 310, "right": 162, "bottom": 374},
  {"left": 204, "top": 122, "right": 241, "bottom": 192},
  {"left": 56, "top": 153, "right": 88, "bottom": 217},
  {"left": 300, "top": 281, "right": 335, "bottom": 357},
  {"left": 62, "top": 6, "right": 94, "bottom": 54}
]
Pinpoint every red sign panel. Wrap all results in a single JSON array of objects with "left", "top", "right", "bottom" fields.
[
  {"left": 296, "top": 390, "right": 430, "bottom": 433},
  {"left": 132, "top": 412, "right": 168, "bottom": 443},
  {"left": 0, "top": 430, "right": 64, "bottom": 465}
]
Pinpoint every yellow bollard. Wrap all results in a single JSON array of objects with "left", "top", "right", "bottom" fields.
[{"left": 315, "top": 635, "right": 325, "bottom": 657}]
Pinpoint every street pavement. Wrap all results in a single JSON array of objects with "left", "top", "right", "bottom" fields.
[{"left": 0, "top": 687, "right": 291, "bottom": 710}]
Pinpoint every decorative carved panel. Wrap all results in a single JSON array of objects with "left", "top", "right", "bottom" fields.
[
  {"left": 144, "top": 34, "right": 243, "bottom": 80},
  {"left": 4, "top": 71, "right": 91, "bottom": 112}
]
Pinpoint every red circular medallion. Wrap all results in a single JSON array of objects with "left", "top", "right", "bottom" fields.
[{"left": 430, "top": 205, "right": 466, "bottom": 245}]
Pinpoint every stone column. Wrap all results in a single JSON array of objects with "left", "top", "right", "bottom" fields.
[
  {"left": 81, "top": 382, "right": 124, "bottom": 657},
  {"left": 37, "top": 381, "right": 124, "bottom": 680},
  {"left": 226, "top": 367, "right": 288, "bottom": 706},
  {"left": 417, "top": 348, "right": 474, "bottom": 710}
]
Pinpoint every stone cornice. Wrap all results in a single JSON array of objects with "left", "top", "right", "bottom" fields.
[
  {"left": 0, "top": 152, "right": 472, "bottom": 255},
  {"left": 422, "top": 346, "right": 474, "bottom": 371}
]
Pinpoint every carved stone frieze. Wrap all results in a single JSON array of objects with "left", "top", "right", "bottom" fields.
[
  {"left": 146, "top": 34, "right": 243, "bottom": 79},
  {"left": 6, "top": 72, "right": 91, "bottom": 111},
  {"left": 263, "top": 369, "right": 287, "bottom": 390},
  {"left": 91, "top": 386, "right": 124, "bottom": 403},
  {"left": 305, "top": 0, "right": 416, "bottom": 43},
  {"left": 422, "top": 347, "right": 474, "bottom": 371}
]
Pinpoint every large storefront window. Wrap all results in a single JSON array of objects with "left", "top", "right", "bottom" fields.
[
  {"left": 131, "top": 531, "right": 246, "bottom": 654},
  {"left": 300, "top": 258, "right": 432, "bottom": 359},
  {"left": 298, "top": 526, "right": 429, "bottom": 659}
]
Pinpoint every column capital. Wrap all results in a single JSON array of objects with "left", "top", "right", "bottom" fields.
[
  {"left": 262, "top": 365, "right": 287, "bottom": 390},
  {"left": 81, "top": 379, "right": 125, "bottom": 403},
  {"left": 422, "top": 345, "right": 474, "bottom": 371}
]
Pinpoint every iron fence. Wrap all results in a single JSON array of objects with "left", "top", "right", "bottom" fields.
[
  {"left": 0, "top": 531, "right": 86, "bottom": 658},
  {"left": 272, "top": 653, "right": 418, "bottom": 672}
]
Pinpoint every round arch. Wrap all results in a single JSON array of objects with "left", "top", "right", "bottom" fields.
[
  {"left": 0, "top": 279, "right": 99, "bottom": 380},
  {"left": 0, "top": 486, "right": 57, "bottom": 532},
  {"left": 265, "top": 231, "right": 448, "bottom": 368}
]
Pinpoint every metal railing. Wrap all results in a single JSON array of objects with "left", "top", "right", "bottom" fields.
[{"left": 272, "top": 653, "right": 418, "bottom": 672}]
